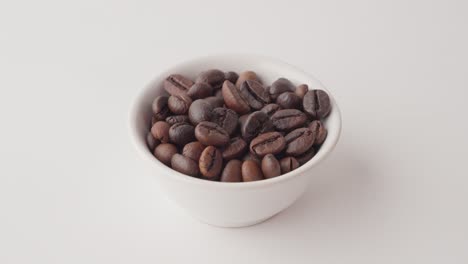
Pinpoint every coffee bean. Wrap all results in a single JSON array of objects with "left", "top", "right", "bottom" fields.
[
  {"left": 241, "top": 111, "right": 274, "bottom": 142},
  {"left": 240, "top": 80, "right": 270, "bottom": 110},
  {"left": 214, "top": 89, "right": 223, "bottom": 98},
  {"left": 171, "top": 153, "right": 199, "bottom": 177},
  {"left": 195, "top": 121, "right": 230, "bottom": 147},
  {"left": 309, "top": 120, "right": 327, "bottom": 145},
  {"left": 225, "top": 71, "right": 239, "bottom": 84},
  {"left": 296, "top": 84, "right": 308, "bottom": 98},
  {"left": 151, "top": 116, "right": 158, "bottom": 126},
  {"left": 221, "top": 159, "right": 242, "bottom": 182},
  {"left": 196, "top": 69, "right": 225, "bottom": 89},
  {"left": 236, "top": 71, "right": 260, "bottom": 87},
  {"left": 182, "top": 141, "right": 205, "bottom": 162},
  {"left": 295, "top": 147, "right": 316, "bottom": 165},
  {"left": 152, "top": 96, "right": 170, "bottom": 121},
  {"left": 199, "top": 146, "right": 223, "bottom": 180},
  {"left": 187, "top": 82, "right": 213, "bottom": 100},
  {"left": 261, "top": 154, "right": 281, "bottom": 179},
  {"left": 222, "top": 137, "right": 247, "bottom": 160},
  {"left": 261, "top": 103, "right": 281, "bottom": 117},
  {"left": 204, "top": 96, "right": 224, "bottom": 108},
  {"left": 151, "top": 121, "right": 171, "bottom": 143},
  {"left": 146, "top": 132, "right": 159, "bottom": 151},
  {"left": 241, "top": 160, "right": 264, "bottom": 182},
  {"left": 276, "top": 92, "right": 302, "bottom": 109},
  {"left": 169, "top": 122, "right": 195, "bottom": 146},
  {"left": 164, "top": 74, "right": 194, "bottom": 96},
  {"left": 250, "top": 132, "right": 286, "bottom": 157},
  {"left": 166, "top": 115, "right": 189, "bottom": 125},
  {"left": 238, "top": 114, "right": 249, "bottom": 128},
  {"left": 303, "top": 89, "right": 331, "bottom": 119},
  {"left": 188, "top": 99, "right": 213, "bottom": 125},
  {"left": 279, "top": 156, "right": 299, "bottom": 174},
  {"left": 222, "top": 80, "right": 250, "bottom": 114},
  {"left": 168, "top": 94, "right": 192, "bottom": 115},
  {"left": 211, "top": 107, "right": 238, "bottom": 135},
  {"left": 154, "top": 143, "right": 178, "bottom": 166},
  {"left": 242, "top": 152, "right": 261, "bottom": 165},
  {"left": 269, "top": 78, "right": 295, "bottom": 100},
  {"left": 271, "top": 109, "right": 307, "bottom": 131},
  {"left": 284, "top": 127, "right": 315, "bottom": 156}
]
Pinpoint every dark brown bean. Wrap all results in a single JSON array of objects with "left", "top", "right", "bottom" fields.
[
  {"left": 187, "top": 82, "right": 213, "bottom": 100},
  {"left": 152, "top": 96, "right": 170, "bottom": 121},
  {"left": 204, "top": 96, "right": 224, "bottom": 108},
  {"left": 221, "top": 159, "right": 242, "bottom": 182},
  {"left": 236, "top": 71, "right": 260, "bottom": 87},
  {"left": 168, "top": 122, "right": 195, "bottom": 146},
  {"left": 214, "top": 89, "right": 223, "bottom": 98},
  {"left": 182, "top": 141, "right": 205, "bottom": 162},
  {"left": 295, "top": 147, "right": 316, "bottom": 165},
  {"left": 279, "top": 156, "right": 299, "bottom": 174},
  {"left": 168, "top": 94, "right": 192, "bottom": 115},
  {"left": 250, "top": 132, "right": 286, "bottom": 157},
  {"left": 242, "top": 152, "right": 261, "bottom": 165},
  {"left": 261, "top": 103, "right": 282, "bottom": 117},
  {"left": 225, "top": 71, "right": 239, "bottom": 84},
  {"left": 261, "top": 154, "right": 281, "bottom": 179},
  {"left": 296, "top": 84, "right": 308, "bottom": 98},
  {"left": 222, "top": 137, "right": 247, "bottom": 160},
  {"left": 146, "top": 132, "right": 159, "bottom": 151},
  {"left": 303, "top": 89, "right": 331, "bottom": 119},
  {"left": 211, "top": 107, "right": 238, "bottom": 135},
  {"left": 241, "top": 160, "right": 264, "bottom": 182},
  {"left": 271, "top": 109, "right": 307, "bottom": 131},
  {"left": 188, "top": 99, "right": 213, "bottom": 125},
  {"left": 164, "top": 74, "right": 194, "bottom": 96},
  {"left": 241, "top": 111, "right": 274, "bottom": 142},
  {"left": 240, "top": 80, "right": 270, "bottom": 110},
  {"left": 171, "top": 154, "right": 199, "bottom": 177},
  {"left": 309, "top": 120, "right": 327, "bottom": 145},
  {"left": 194, "top": 121, "right": 230, "bottom": 147},
  {"left": 276, "top": 92, "right": 302, "bottom": 109},
  {"left": 199, "top": 146, "right": 223, "bottom": 180},
  {"left": 284, "top": 127, "right": 315, "bottom": 156},
  {"left": 151, "top": 121, "right": 171, "bottom": 143},
  {"left": 222, "top": 80, "right": 250, "bottom": 114},
  {"left": 269, "top": 78, "right": 295, "bottom": 100},
  {"left": 154, "top": 143, "right": 178, "bottom": 166},
  {"left": 165, "top": 115, "right": 190, "bottom": 125},
  {"left": 196, "top": 69, "right": 225, "bottom": 89}
]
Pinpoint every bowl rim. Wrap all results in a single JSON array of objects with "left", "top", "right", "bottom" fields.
[{"left": 128, "top": 53, "right": 342, "bottom": 189}]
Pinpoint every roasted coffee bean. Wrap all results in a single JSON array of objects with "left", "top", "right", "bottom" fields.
[
  {"left": 295, "top": 147, "right": 316, "bottom": 165},
  {"left": 169, "top": 122, "right": 195, "bottom": 146},
  {"left": 199, "top": 146, "right": 223, "bottom": 180},
  {"left": 221, "top": 159, "right": 242, "bottom": 182},
  {"left": 240, "top": 80, "right": 270, "bottom": 110},
  {"left": 236, "top": 71, "right": 260, "bottom": 87},
  {"left": 166, "top": 115, "right": 190, "bottom": 125},
  {"left": 151, "top": 121, "right": 171, "bottom": 143},
  {"left": 152, "top": 96, "right": 170, "bottom": 121},
  {"left": 241, "top": 111, "right": 274, "bottom": 142},
  {"left": 238, "top": 114, "right": 249, "bottom": 128},
  {"left": 187, "top": 82, "right": 213, "bottom": 100},
  {"left": 222, "top": 80, "right": 250, "bottom": 114},
  {"left": 279, "top": 156, "right": 299, "bottom": 174},
  {"left": 211, "top": 107, "right": 238, "bottom": 135},
  {"left": 154, "top": 143, "right": 178, "bottom": 166},
  {"left": 188, "top": 99, "right": 213, "bottom": 125},
  {"left": 296, "top": 84, "right": 308, "bottom": 98},
  {"left": 261, "top": 154, "right": 281, "bottom": 179},
  {"left": 303, "top": 89, "right": 331, "bottom": 119},
  {"left": 171, "top": 154, "right": 199, "bottom": 177},
  {"left": 204, "top": 96, "right": 224, "bottom": 108},
  {"left": 151, "top": 116, "right": 158, "bottom": 126},
  {"left": 284, "top": 127, "right": 315, "bottom": 156},
  {"left": 214, "top": 89, "right": 223, "bottom": 98},
  {"left": 195, "top": 121, "right": 230, "bottom": 147},
  {"left": 241, "top": 160, "right": 264, "bottom": 182},
  {"left": 269, "top": 78, "right": 295, "bottom": 100},
  {"left": 261, "top": 103, "right": 281, "bottom": 117},
  {"left": 309, "top": 120, "right": 327, "bottom": 145},
  {"left": 146, "top": 132, "right": 159, "bottom": 151},
  {"left": 164, "top": 74, "right": 194, "bottom": 96},
  {"left": 271, "top": 109, "right": 307, "bottom": 131},
  {"left": 182, "top": 141, "right": 205, "bottom": 162},
  {"left": 222, "top": 137, "right": 247, "bottom": 160},
  {"left": 250, "top": 132, "right": 286, "bottom": 157},
  {"left": 196, "top": 69, "right": 225, "bottom": 89},
  {"left": 168, "top": 94, "right": 192, "bottom": 115},
  {"left": 242, "top": 152, "right": 261, "bottom": 165},
  {"left": 276, "top": 92, "right": 302, "bottom": 109},
  {"left": 225, "top": 71, "right": 239, "bottom": 84}
]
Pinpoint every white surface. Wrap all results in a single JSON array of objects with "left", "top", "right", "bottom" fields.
[
  {"left": 129, "top": 54, "right": 342, "bottom": 227},
  {"left": 0, "top": 0, "right": 467, "bottom": 263}
]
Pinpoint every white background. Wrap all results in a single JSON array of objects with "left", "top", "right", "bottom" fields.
[{"left": 1, "top": 0, "right": 467, "bottom": 263}]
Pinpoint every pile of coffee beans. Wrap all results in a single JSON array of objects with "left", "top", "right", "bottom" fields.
[{"left": 147, "top": 69, "right": 332, "bottom": 182}]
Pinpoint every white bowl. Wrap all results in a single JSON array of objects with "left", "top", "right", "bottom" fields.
[{"left": 129, "top": 54, "right": 342, "bottom": 227}]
